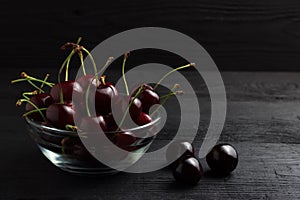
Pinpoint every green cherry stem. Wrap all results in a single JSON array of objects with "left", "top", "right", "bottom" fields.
[
  {"left": 96, "top": 57, "right": 114, "bottom": 76},
  {"left": 65, "top": 124, "right": 77, "bottom": 131},
  {"left": 23, "top": 108, "right": 47, "bottom": 117},
  {"left": 27, "top": 80, "right": 45, "bottom": 93},
  {"left": 11, "top": 72, "right": 54, "bottom": 87},
  {"left": 85, "top": 83, "right": 92, "bottom": 117},
  {"left": 121, "top": 52, "right": 130, "bottom": 96},
  {"left": 153, "top": 63, "right": 195, "bottom": 91},
  {"left": 150, "top": 85, "right": 184, "bottom": 118},
  {"left": 40, "top": 74, "right": 50, "bottom": 89},
  {"left": 59, "top": 37, "right": 82, "bottom": 103},
  {"left": 84, "top": 57, "right": 114, "bottom": 117},
  {"left": 78, "top": 51, "right": 87, "bottom": 76},
  {"left": 65, "top": 51, "right": 76, "bottom": 81},
  {"left": 116, "top": 85, "right": 145, "bottom": 131},
  {"left": 81, "top": 47, "right": 98, "bottom": 77},
  {"left": 16, "top": 99, "right": 47, "bottom": 122},
  {"left": 22, "top": 90, "right": 38, "bottom": 100}
]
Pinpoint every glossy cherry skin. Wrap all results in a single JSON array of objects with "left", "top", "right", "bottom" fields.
[
  {"left": 135, "top": 112, "right": 152, "bottom": 126},
  {"left": 166, "top": 141, "right": 195, "bottom": 167},
  {"left": 173, "top": 157, "right": 203, "bottom": 185},
  {"left": 46, "top": 102, "right": 75, "bottom": 129},
  {"left": 133, "top": 84, "right": 160, "bottom": 114},
  {"left": 206, "top": 143, "right": 238, "bottom": 175},
  {"left": 94, "top": 82, "right": 118, "bottom": 115},
  {"left": 76, "top": 74, "right": 99, "bottom": 90},
  {"left": 25, "top": 93, "right": 54, "bottom": 121},
  {"left": 114, "top": 96, "right": 142, "bottom": 121},
  {"left": 113, "top": 131, "right": 136, "bottom": 151},
  {"left": 78, "top": 115, "right": 104, "bottom": 132},
  {"left": 50, "top": 80, "right": 83, "bottom": 102}
]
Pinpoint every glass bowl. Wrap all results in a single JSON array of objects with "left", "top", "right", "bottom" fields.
[{"left": 25, "top": 113, "right": 162, "bottom": 175}]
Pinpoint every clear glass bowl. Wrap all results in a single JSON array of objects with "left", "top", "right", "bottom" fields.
[{"left": 25, "top": 113, "right": 162, "bottom": 175}]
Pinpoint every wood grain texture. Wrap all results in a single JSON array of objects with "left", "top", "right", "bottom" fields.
[
  {"left": 1, "top": 0, "right": 300, "bottom": 71},
  {"left": 2, "top": 67, "right": 300, "bottom": 199}
]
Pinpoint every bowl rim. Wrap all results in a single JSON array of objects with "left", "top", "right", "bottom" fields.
[{"left": 24, "top": 111, "right": 162, "bottom": 137}]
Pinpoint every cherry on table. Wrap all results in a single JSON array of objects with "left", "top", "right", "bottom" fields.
[
  {"left": 166, "top": 141, "right": 195, "bottom": 167},
  {"left": 173, "top": 156, "right": 203, "bottom": 185},
  {"left": 46, "top": 102, "right": 76, "bottom": 129},
  {"left": 206, "top": 143, "right": 238, "bottom": 175}
]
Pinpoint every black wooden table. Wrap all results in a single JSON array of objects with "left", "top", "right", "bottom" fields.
[{"left": 1, "top": 67, "right": 300, "bottom": 199}]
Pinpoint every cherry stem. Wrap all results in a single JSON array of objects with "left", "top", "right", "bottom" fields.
[
  {"left": 81, "top": 47, "right": 98, "bottom": 78},
  {"left": 65, "top": 124, "right": 77, "bottom": 131},
  {"left": 100, "top": 76, "right": 106, "bottom": 85},
  {"left": 23, "top": 108, "right": 47, "bottom": 117},
  {"left": 40, "top": 74, "right": 50, "bottom": 90},
  {"left": 153, "top": 63, "right": 195, "bottom": 90},
  {"left": 27, "top": 80, "right": 45, "bottom": 93},
  {"left": 17, "top": 99, "right": 47, "bottom": 122},
  {"left": 11, "top": 72, "right": 54, "bottom": 87},
  {"left": 59, "top": 37, "right": 82, "bottom": 103},
  {"left": 121, "top": 52, "right": 130, "bottom": 96},
  {"left": 22, "top": 90, "right": 38, "bottom": 100},
  {"left": 150, "top": 86, "right": 184, "bottom": 118},
  {"left": 65, "top": 51, "right": 76, "bottom": 81},
  {"left": 85, "top": 83, "right": 92, "bottom": 117},
  {"left": 78, "top": 51, "right": 87, "bottom": 76},
  {"left": 97, "top": 57, "right": 114, "bottom": 76},
  {"left": 84, "top": 57, "right": 114, "bottom": 117},
  {"left": 116, "top": 85, "right": 145, "bottom": 131}
]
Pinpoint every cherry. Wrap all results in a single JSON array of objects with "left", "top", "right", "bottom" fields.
[
  {"left": 206, "top": 143, "right": 238, "bottom": 175},
  {"left": 113, "top": 131, "right": 136, "bottom": 151},
  {"left": 61, "top": 137, "right": 95, "bottom": 161},
  {"left": 50, "top": 80, "right": 83, "bottom": 103},
  {"left": 25, "top": 93, "right": 54, "bottom": 121},
  {"left": 113, "top": 95, "right": 142, "bottom": 122},
  {"left": 173, "top": 157, "right": 203, "bottom": 185},
  {"left": 78, "top": 115, "right": 103, "bottom": 132},
  {"left": 166, "top": 141, "right": 195, "bottom": 167},
  {"left": 76, "top": 74, "right": 99, "bottom": 90},
  {"left": 135, "top": 112, "right": 152, "bottom": 126},
  {"left": 94, "top": 80, "right": 118, "bottom": 115},
  {"left": 46, "top": 102, "right": 75, "bottom": 129},
  {"left": 133, "top": 85, "right": 160, "bottom": 114}
]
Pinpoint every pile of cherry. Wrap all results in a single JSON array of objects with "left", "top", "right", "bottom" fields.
[
  {"left": 166, "top": 141, "right": 238, "bottom": 185},
  {"left": 12, "top": 38, "right": 238, "bottom": 185}
]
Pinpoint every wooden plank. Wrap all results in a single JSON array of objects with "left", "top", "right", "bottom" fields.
[
  {"left": 1, "top": 0, "right": 300, "bottom": 70},
  {"left": 0, "top": 142, "right": 299, "bottom": 199}
]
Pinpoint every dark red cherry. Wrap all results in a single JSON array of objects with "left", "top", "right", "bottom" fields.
[
  {"left": 25, "top": 93, "right": 54, "bottom": 121},
  {"left": 133, "top": 84, "right": 160, "bottom": 114},
  {"left": 50, "top": 80, "right": 83, "bottom": 102},
  {"left": 173, "top": 157, "right": 203, "bottom": 185},
  {"left": 113, "top": 96, "right": 142, "bottom": 121},
  {"left": 135, "top": 112, "right": 152, "bottom": 126},
  {"left": 46, "top": 102, "right": 75, "bottom": 129},
  {"left": 113, "top": 131, "right": 136, "bottom": 151},
  {"left": 166, "top": 141, "right": 195, "bottom": 167},
  {"left": 94, "top": 82, "right": 118, "bottom": 115},
  {"left": 61, "top": 137, "right": 94, "bottom": 160},
  {"left": 78, "top": 115, "right": 103, "bottom": 132},
  {"left": 76, "top": 74, "right": 99, "bottom": 90},
  {"left": 206, "top": 143, "right": 238, "bottom": 175}
]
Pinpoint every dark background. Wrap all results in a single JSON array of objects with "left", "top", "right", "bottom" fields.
[{"left": 2, "top": 0, "right": 300, "bottom": 71}]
